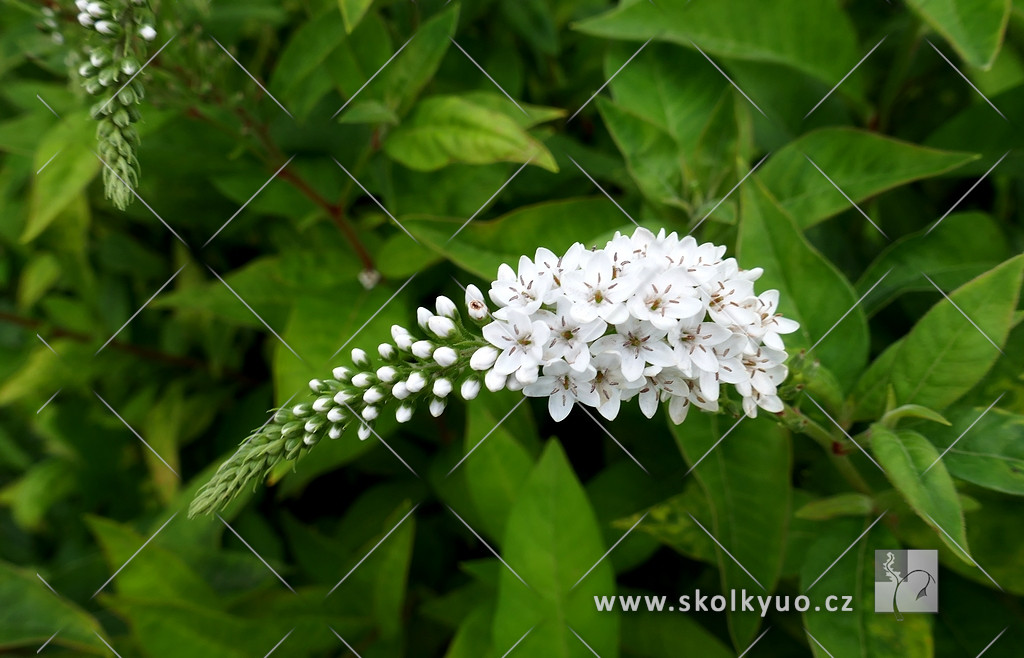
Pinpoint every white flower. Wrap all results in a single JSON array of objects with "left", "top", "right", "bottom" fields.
[
  {"left": 524, "top": 361, "right": 599, "bottom": 422},
  {"left": 488, "top": 256, "right": 552, "bottom": 315},
  {"left": 560, "top": 251, "right": 641, "bottom": 324},
  {"left": 627, "top": 268, "right": 704, "bottom": 330},
  {"left": 482, "top": 309, "right": 550, "bottom": 377},
  {"left": 465, "top": 284, "right": 490, "bottom": 321},
  {"left": 590, "top": 318, "right": 676, "bottom": 382},
  {"left": 587, "top": 352, "right": 642, "bottom": 420},
  {"left": 536, "top": 299, "right": 606, "bottom": 372}
]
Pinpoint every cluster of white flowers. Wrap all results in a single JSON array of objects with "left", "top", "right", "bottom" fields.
[{"left": 467, "top": 227, "right": 799, "bottom": 423}]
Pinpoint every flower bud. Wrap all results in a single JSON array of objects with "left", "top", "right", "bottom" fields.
[
  {"left": 433, "top": 346, "right": 458, "bottom": 367},
  {"left": 139, "top": 25, "right": 157, "bottom": 41},
  {"left": 376, "top": 366, "right": 397, "bottom": 382},
  {"left": 429, "top": 398, "right": 446, "bottom": 417},
  {"left": 309, "top": 378, "right": 324, "bottom": 393},
  {"left": 328, "top": 425, "right": 344, "bottom": 439},
  {"left": 327, "top": 408, "right": 346, "bottom": 423},
  {"left": 396, "top": 405, "right": 413, "bottom": 423},
  {"left": 304, "top": 419, "right": 322, "bottom": 433},
  {"left": 416, "top": 307, "right": 432, "bottom": 329},
  {"left": 351, "top": 348, "right": 369, "bottom": 367},
  {"left": 391, "top": 325, "right": 413, "bottom": 350},
  {"left": 484, "top": 369, "right": 506, "bottom": 392},
  {"left": 78, "top": 13, "right": 94, "bottom": 27},
  {"left": 435, "top": 295, "right": 457, "bottom": 318},
  {"left": 362, "top": 406, "right": 378, "bottom": 421},
  {"left": 312, "top": 396, "right": 333, "bottom": 412},
  {"left": 406, "top": 372, "right": 427, "bottom": 393},
  {"left": 303, "top": 433, "right": 317, "bottom": 446},
  {"left": 86, "top": 2, "right": 106, "bottom": 17},
  {"left": 351, "top": 372, "right": 373, "bottom": 388},
  {"left": 378, "top": 343, "right": 395, "bottom": 359},
  {"left": 357, "top": 424, "right": 372, "bottom": 440},
  {"left": 432, "top": 378, "right": 452, "bottom": 398},
  {"left": 121, "top": 57, "right": 139, "bottom": 75},
  {"left": 332, "top": 366, "right": 351, "bottom": 382},
  {"left": 363, "top": 387, "right": 383, "bottom": 404},
  {"left": 392, "top": 381, "right": 410, "bottom": 400},
  {"left": 471, "top": 346, "right": 499, "bottom": 371},
  {"left": 460, "top": 378, "right": 481, "bottom": 400},
  {"left": 334, "top": 390, "right": 353, "bottom": 404},
  {"left": 94, "top": 20, "right": 117, "bottom": 35},
  {"left": 292, "top": 403, "right": 312, "bottom": 417},
  {"left": 427, "top": 316, "right": 456, "bottom": 338},
  {"left": 412, "top": 340, "right": 433, "bottom": 359}
]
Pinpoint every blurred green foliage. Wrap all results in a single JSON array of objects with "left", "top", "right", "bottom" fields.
[{"left": 1, "top": 0, "right": 1023, "bottom": 656}]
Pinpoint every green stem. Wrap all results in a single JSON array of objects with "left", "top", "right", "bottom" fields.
[{"left": 779, "top": 403, "right": 874, "bottom": 495}]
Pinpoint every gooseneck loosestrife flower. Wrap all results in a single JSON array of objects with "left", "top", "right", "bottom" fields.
[{"left": 190, "top": 227, "right": 798, "bottom": 516}]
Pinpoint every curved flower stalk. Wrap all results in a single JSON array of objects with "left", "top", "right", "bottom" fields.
[
  {"left": 71, "top": 0, "right": 158, "bottom": 209},
  {"left": 190, "top": 227, "right": 798, "bottom": 517}
]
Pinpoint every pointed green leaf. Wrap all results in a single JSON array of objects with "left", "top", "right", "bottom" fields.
[
  {"left": 907, "top": 0, "right": 1011, "bottom": 69},
  {"left": 795, "top": 493, "right": 875, "bottom": 521},
  {"left": 870, "top": 426, "right": 971, "bottom": 561},
  {"left": 927, "top": 406, "right": 1024, "bottom": 495},
  {"left": 671, "top": 412, "right": 790, "bottom": 649},
  {"left": 492, "top": 441, "right": 619, "bottom": 657},
  {"left": 758, "top": 128, "right": 976, "bottom": 229},
  {"left": 739, "top": 179, "right": 868, "bottom": 385},
  {"left": 339, "top": 0, "right": 374, "bottom": 33}
]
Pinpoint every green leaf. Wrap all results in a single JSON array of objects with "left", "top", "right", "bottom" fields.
[
  {"left": 855, "top": 212, "right": 1009, "bottom": 316},
  {"left": 402, "top": 198, "right": 636, "bottom": 280},
  {"left": 0, "top": 561, "right": 106, "bottom": 654},
  {"left": 461, "top": 397, "right": 535, "bottom": 541},
  {"left": 620, "top": 595, "right": 733, "bottom": 658},
  {"left": 24, "top": 112, "right": 101, "bottom": 243},
  {"left": 384, "top": 96, "right": 558, "bottom": 173},
  {"left": 0, "top": 459, "right": 76, "bottom": 530},
  {"left": 575, "top": 0, "right": 861, "bottom": 89},
  {"left": 795, "top": 493, "right": 875, "bottom": 521},
  {"left": 738, "top": 179, "right": 868, "bottom": 385},
  {"left": 16, "top": 252, "right": 60, "bottom": 309},
  {"left": 492, "top": 441, "right": 619, "bottom": 657},
  {"left": 339, "top": 0, "right": 374, "bottom": 33},
  {"left": 879, "top": 404, "right": 951, "bottom": 429},
  {"left": 370, "top": 6, "right": 459, "bottom": 115},
  {"left": 620, "top": 480, "right": 717, "bottom": 565},
  {"left": 870, "top": 426, "right": 971, "bottom": 561},
  {"left": 907, "top": 0, "right": 1011, "bottom": 69},
  {"left": 801, "top": 518, "right": 933, "bottom": 658},
  {"left": 671, "top": 411, "right": 790, "bottom": 648},
  {"left": 889, "top": 255, "right": 1024, "bottom": 411},
  {"left": 336, "top": 99, "right": 399, "bottom": 125},
  {"left": 757, "top": 128, "right": 976, "bottom": 229},
  {"left": 927, "top": 406, "right": 1024, "bottom": 495}
]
